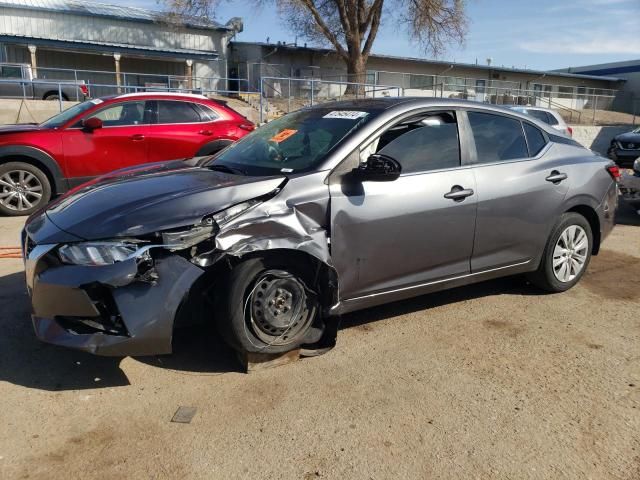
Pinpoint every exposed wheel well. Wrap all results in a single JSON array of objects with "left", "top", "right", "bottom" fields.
[
  {"left": 566, "top": 205, "right": 600, "bottom": 255},
  {"left": 0, "top": 155, "right": 57, "bottom": 195},
  {"left": 174, "top": 249, "right": 338, "bottom": 329}
]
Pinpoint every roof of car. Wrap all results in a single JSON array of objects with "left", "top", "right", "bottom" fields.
[
  {"left": 307, "top": 97, "right": 563, "bottom": 136},
  {"left": 112, "top": 92, "right": 210, "bottom": 100},
  {"left": 309, "top": 97, "right": 548, "bottom": 115}
]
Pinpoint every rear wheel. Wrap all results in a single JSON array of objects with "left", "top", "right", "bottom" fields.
[
  {"left": 0, "top": 162, "right": 51, "bottom": 216},
  {"left": 43, "top": 92, "right": 68, "bottom": 101},
  {"left": 217, "top": 257, "right": 323, "bottom": 355},
  {"left": 527, "top": 212, "right": 593, "bottom": 292}
]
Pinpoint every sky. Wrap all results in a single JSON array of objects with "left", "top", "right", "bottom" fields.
[{"left": 110, "top": 0, "right": 640, "bottom": 70}]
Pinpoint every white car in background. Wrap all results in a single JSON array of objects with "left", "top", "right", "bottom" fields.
[{"left": 507, "top": 106, "right": 572, "bottom": 137}]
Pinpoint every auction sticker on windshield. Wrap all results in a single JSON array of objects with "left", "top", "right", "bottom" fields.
[
  {"left": 270, "top": 129, "right": 298, "bottom": 143},
  {"left": 323, "top": 111, "right": 368, "bottom": 119}
]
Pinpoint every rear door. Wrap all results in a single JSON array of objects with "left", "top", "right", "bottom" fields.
[
  {"left": 466, "top": 110, "right": 570, "bottom": 272},
  {"left": 329, "top": 110, "right": 477, "bottom": 301},
  {"left": 145, "top": 100, "right": 221, "bottom": 161},
  {"left": 61, "top": 100, "right": 151, "bottom": 180}
]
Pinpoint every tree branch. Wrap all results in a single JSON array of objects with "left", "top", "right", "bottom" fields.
[
  {"left": 298, "top": 0, "right": 349, "bottom": 59},
  {"left": 362, "top": 0, "right": 383, "bottom": 57}
]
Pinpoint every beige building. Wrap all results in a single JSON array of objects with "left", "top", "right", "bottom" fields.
[{"left": 230, "top": 41, "right": 624, "bottom": 110}]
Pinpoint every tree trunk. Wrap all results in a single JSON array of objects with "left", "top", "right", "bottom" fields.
[{"left": 344, "top": 54, "right": 367, "bottom": 96}]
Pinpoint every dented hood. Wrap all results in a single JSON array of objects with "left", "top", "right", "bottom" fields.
[{"left": 44, "top": 160, "right": 286, "bottom": 239}]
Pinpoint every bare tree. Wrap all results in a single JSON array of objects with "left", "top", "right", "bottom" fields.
[{"left": 164, "top": 0, "right": 467, "bottom": 86}]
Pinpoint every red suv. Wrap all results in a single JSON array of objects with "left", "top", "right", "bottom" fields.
[{"left": 0, "top": 93, "right": 255, "bottom": 215}]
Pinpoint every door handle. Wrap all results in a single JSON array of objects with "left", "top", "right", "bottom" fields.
[
  {"left": 130, "top": 134, "right": 145, "bottom": 141},
  {"left": 199, "top": 129, "right": 213, "bottom": 136},
  {"left": 444, "top": 185, "right": 474, "bottom": 201},
  {"left": 545, "top": 171, "right": 567, "bottom": 183}
]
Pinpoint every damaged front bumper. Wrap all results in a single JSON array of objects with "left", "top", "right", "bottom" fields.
[{"left": 25, "top": 240, "right": 204, "bottom": 356}]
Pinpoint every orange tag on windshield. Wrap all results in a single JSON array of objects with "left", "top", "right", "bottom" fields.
[{"left": 270, "top": 129, "right": 297, "bottom": 143}]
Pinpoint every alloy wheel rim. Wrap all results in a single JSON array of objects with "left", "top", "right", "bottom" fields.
[
  {"left": 0, "top": 170, "right": 43, "bottom": 211},
  {"left": 553, "top": 225, "right": 588, "bottom": 283},
  {"left": 248, "top": 271, "right": 315, "bottom": 346}
]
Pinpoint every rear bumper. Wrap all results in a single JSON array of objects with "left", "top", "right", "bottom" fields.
[{"left": 26, "top": 245, "right": 204, "bottom": 356}]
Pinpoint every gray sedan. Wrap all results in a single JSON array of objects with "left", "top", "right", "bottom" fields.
[{"left": 23, "top": 98, "right": 619, "bottom": 358}]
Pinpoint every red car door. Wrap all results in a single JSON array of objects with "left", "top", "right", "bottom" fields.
[
  {"left": 61, "top": 100, "right": 151, "bottom": 180},
  {"left": 145, "top": 99, "right": 235, "bottom": 162}
]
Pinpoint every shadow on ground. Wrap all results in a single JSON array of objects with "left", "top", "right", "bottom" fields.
[{"left": 2, "top": 202, "right": 636, "bottom": 386}]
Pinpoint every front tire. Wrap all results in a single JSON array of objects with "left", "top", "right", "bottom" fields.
[
  {"left": 217, "top": 257, "right": 323, "bottom": 355},
  {"left": 0, "top": 162, "right": 51, "bottom": 216},
  {"left": 527, "top": 212, "right": 593, "bottom": 292}
]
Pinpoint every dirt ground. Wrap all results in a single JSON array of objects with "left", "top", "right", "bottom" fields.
[{"left": 0, "top": 203, "right": 638, "bottom": 480}]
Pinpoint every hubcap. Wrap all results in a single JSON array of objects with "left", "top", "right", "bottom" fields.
[
  {"left": 0, "top": 170, "right": 43, "bottom": 211},
  {"left": 553, "top": 225, "right": 588, "bottom": 283},
  {"left": 248, "top": 270, "right": 316, "bottom": 346}
]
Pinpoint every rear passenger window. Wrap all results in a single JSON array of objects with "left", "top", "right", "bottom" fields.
[
  {"left": 527, "top": 109, "right": 551, "bottom": 124},
  {"left": 468, "top": 111, "right": 528, "bottom": 163},
  {"left": 157, "top": 101, "right": 202, "bottom": 124},
  {"left": 523, "top": 123, "right": 547, "bottom": 156},
  {"left": 365, "top": 111, "right": 460, "bottom": 174}
]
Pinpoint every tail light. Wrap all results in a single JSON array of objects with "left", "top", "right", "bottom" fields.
[
  {"left": 238, "top": 123, "right": 255, "bottom": 132},
  {"left": 567, "top": 126, "right": 573, "bottom": 137},
  {"left": 606, "top": 164, "right": 621, "bottom": 182},
  {"left": 79, "top": 84, "right": 89, "bottom": 96}
]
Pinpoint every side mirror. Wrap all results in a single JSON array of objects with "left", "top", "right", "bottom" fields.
[
  {"left": 351, "top": 154, "right": 401, "bottom": 182},
  {"left": 82, "top": 117, "right": 103, "bottom": 132}
]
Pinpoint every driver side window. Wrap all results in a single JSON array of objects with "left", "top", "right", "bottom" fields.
[
  {"left": 360, "top": 111, "right": 461, "bottom": 174},
  {"left": 85, "top": 101, "right": 148, "bottom": 127}
]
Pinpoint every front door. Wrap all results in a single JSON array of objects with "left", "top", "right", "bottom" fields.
[
  {"left": 466, "top": 110, "right": 570, "bottom": 272},
  {"left": 330, "top": 110, "right": 477, "bottom": 301},
  {"left": 61, "top": 100, "right": 151, "bottom": 180}
]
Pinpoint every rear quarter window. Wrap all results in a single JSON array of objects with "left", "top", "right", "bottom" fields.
[{"left": 523, "top": 123, "right": 548, "bottom": 156}]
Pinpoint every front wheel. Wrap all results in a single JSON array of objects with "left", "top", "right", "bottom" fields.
[
  {"left": 217, "top": 257, "right": 324, "bottom": 355},
  {"left": 0, "top": 162, "right": 51, "bottom": 216},
  {"left": 527, "top": 212, "right": 593, "bottom": 292}
]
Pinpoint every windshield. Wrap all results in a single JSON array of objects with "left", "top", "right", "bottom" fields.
[
  {"left": 40, "top": 99, "right": 101, "bottom": 128},
  {"left": 209, "top": 107, "right": 378, "bottom": 175}
]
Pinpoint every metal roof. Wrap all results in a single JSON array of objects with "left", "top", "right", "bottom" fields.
[
  {"left": 0, "top": 34, "right": 219, "bottom": 59},
  {"left": 0, "top": 0, "right": 233, "bottom": 31},
  {"left": 231, "top": 41, "right": 625, "bottom": 83}
]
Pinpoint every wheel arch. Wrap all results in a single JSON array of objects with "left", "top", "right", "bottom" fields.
[
  {"left": 0, "top": 145, "right": 66, "bottom": 195},
  {"left": 565, "top": 204, "right": 601, "bottom": 255},
  {"left": 43, "top": 91, "right": 69, "bottom": 101}
]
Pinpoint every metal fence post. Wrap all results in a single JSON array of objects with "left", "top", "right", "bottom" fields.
[
  {"left": 592, "top": 95, "right": 598, "bottom": 124},
  {"left": 74, "top": 70, "right": 79, "bottom": 101},
  {"left": 310, "top": 79, "right": 314, "bottom": 106},
  {"left": 259, "top": 78, "right": 264, "bottom": 124},
  {"left": 288, "top": 78, "right": 291, "bottom": 113},
  {"left": 58, "top": 83, "right": 63, "bottom": 112}
]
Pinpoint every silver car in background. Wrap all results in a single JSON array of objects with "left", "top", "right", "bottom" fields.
[
  {"left": 508, "top": 105, "right": 572, "bottom": 137},
  {"left": 23, "top": 98, "right": 619, "bottom": 358}
]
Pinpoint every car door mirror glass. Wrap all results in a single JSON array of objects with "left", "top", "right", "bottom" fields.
[
  {"left": 82, "top": 117, "right": 103, "bottom": 132},
  {"left": 351, "top": 154, "right": 401, "bottom": 181}
]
